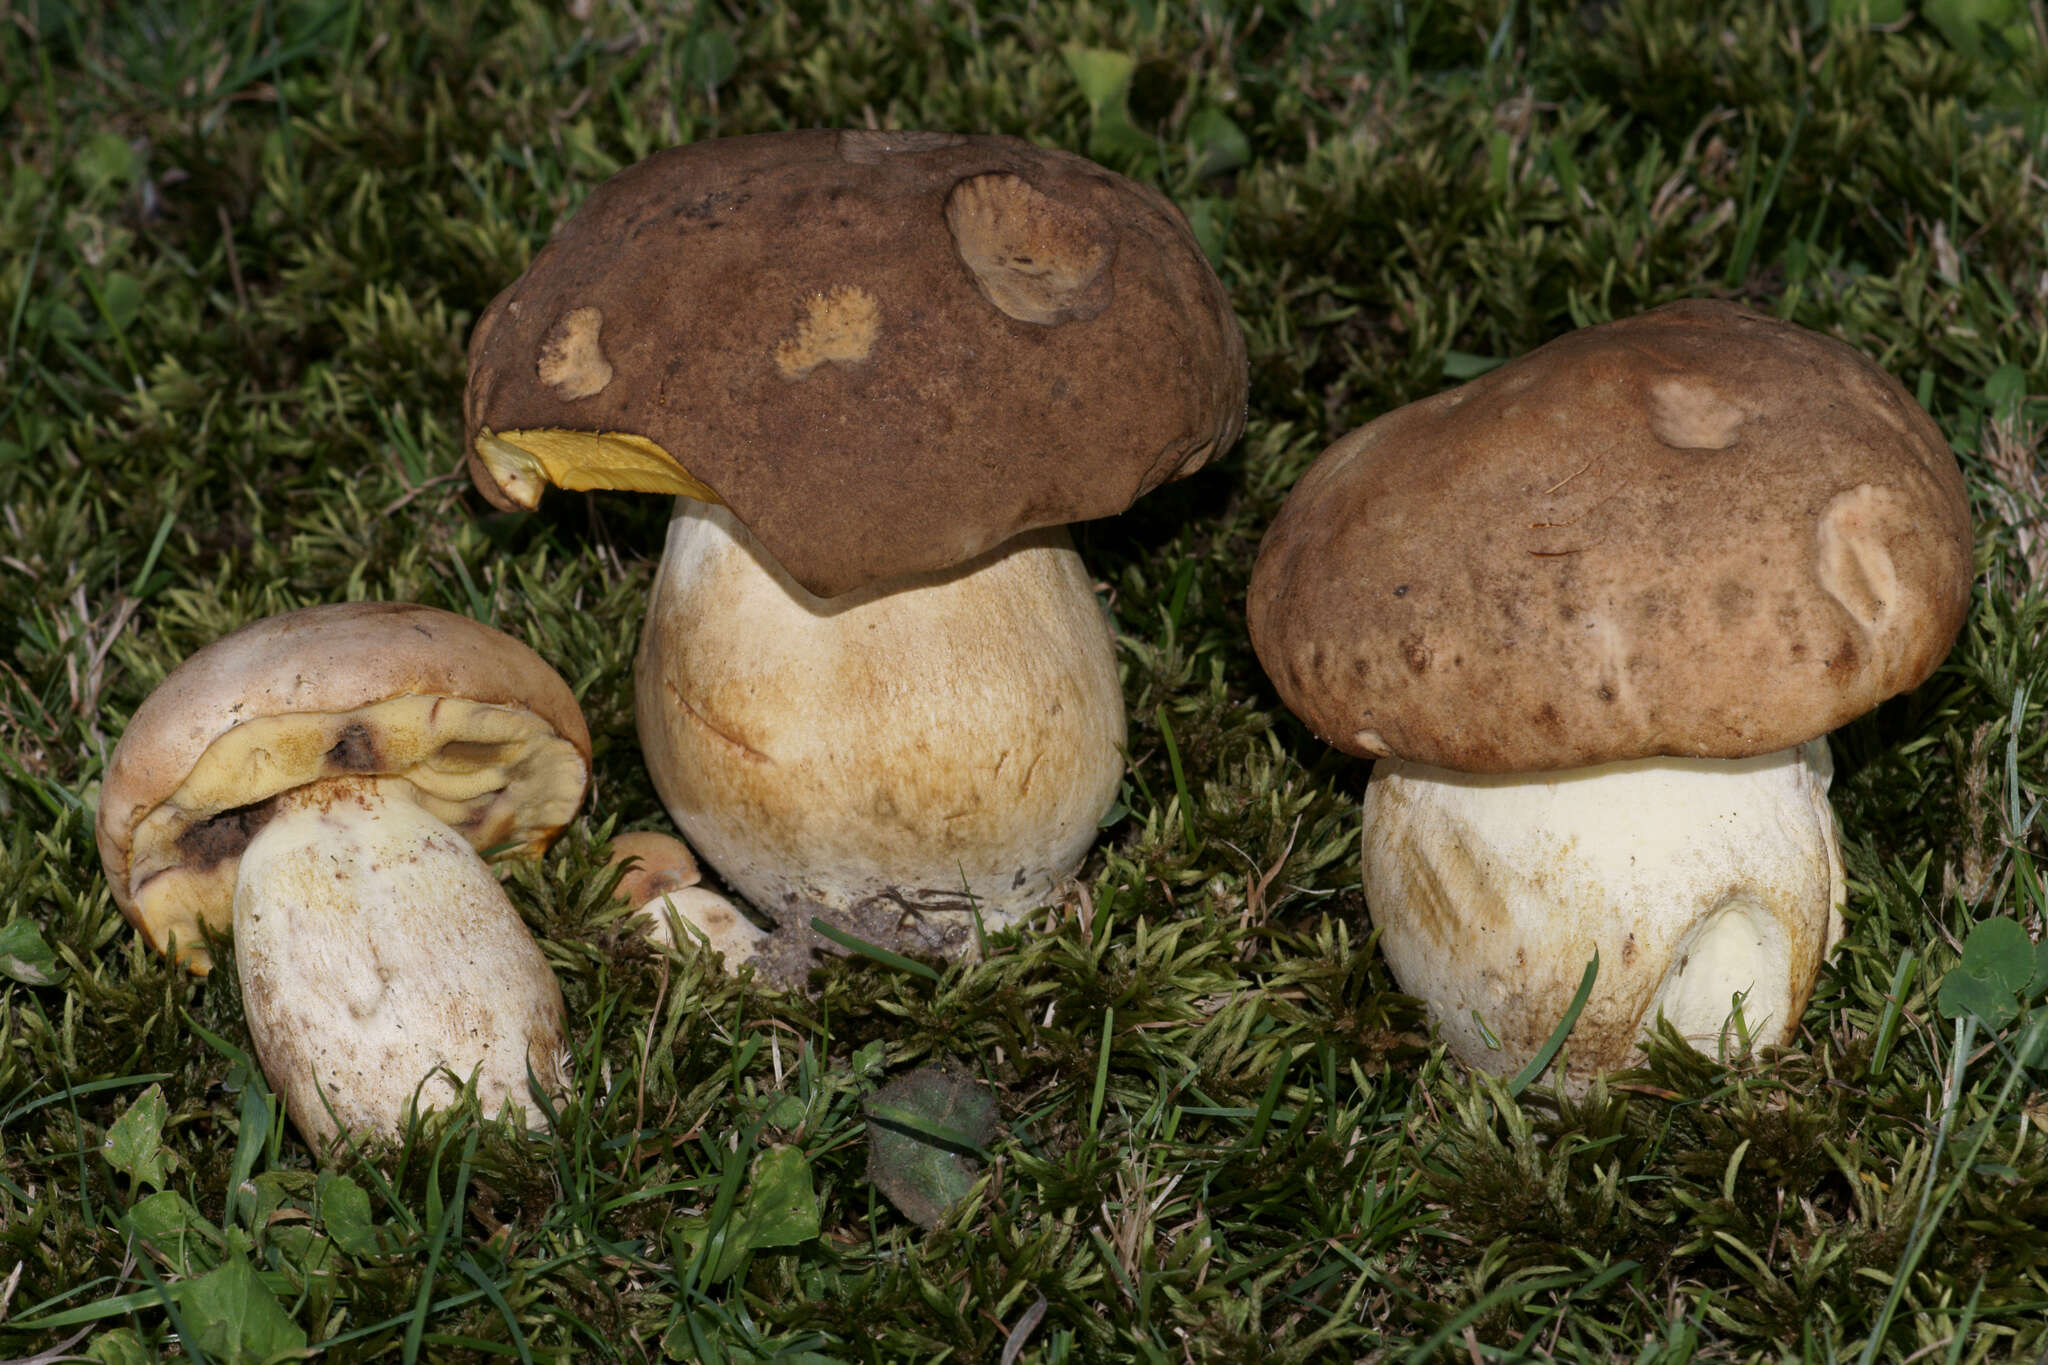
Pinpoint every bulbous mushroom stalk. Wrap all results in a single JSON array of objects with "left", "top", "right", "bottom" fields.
[
  {"left": 636, "top": 502, "right": 1123, "bottom": 962},
  {"left": 1363, "top": 743, "right": 1846, "bottom": 1078},
  {"left": 236, "top": 779, "right": 569, "bottom": 1148},
  {"left": 95, "top": 603, "right": 593, "bottom": 1150}
]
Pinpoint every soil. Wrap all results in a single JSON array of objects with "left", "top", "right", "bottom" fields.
[{"left": 746, "top": 888, "right": 987, "bottom": 989}]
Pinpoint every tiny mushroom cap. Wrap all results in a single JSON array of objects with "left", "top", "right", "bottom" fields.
[
  {"left": 96, "top": 601, "right": 592, "bottom": 972},
  {"left": 1247, "top": 301, "right": 1973, "bottom": 1082},
  {"left": 1249, "top": 299, "right": 1972, "bottom": 772},
  {"left": 605, "top": 831, "right": 767, "bottom": 966},
  {"left": 462, "top": 128, "right": 1248, "bottom": 598},
  {"left": 609, "top": 830, "right": 702, "bottom": 903}
]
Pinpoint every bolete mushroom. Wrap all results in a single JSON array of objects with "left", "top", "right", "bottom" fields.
[
  {"left": 463, "top": 130, "right": 1246, "bottom": 976},
  {"left": 606, "top": 830, "right": 766, "bottom": 965},
  {"left": 1248, "top": 300, "right": 1972, "bottom": 1082},
  {"left": 95, "top": 602, "right": 591, "bottom": 1147}
]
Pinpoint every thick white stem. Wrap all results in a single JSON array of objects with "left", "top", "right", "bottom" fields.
[
  {"left": 234, "top": 780, "right": 570, "bottom": 1149},
  {"left": 1361, "top": 741, "right": 1846, "bottom": 1082},
  {"left": 636, "top": 500, "right": 1125, "bottom": 946}
]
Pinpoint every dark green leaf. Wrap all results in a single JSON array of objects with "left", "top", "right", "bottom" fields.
[
  {"left": 1443, "top": 350, "right": 1507, "bottom": 380},
  {"left": 679, "top": 30, "right": 738, "bottom": 90},
  {"left": 866, "top": 1067, "right": 1001, "bottom": 1229},
  {"left": 101, "top": 271, "right": 142, "bottom": 335},
  {"left": 1938, "top": 918, "right": 2039, "bottom": 1029}
]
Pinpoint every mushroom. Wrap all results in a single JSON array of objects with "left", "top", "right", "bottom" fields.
[
  {"left": 462, "top": 130, "right": 1246, "bottom": 977},
  {"left": 605, "top": 830, "right": 766, "bottom": 964},
  {"left": 95, "top": 602, "right": 591, "bottom": 1147},
  {"left": 1248, "top": 301, "right": 1973, "bottom": 1082}
]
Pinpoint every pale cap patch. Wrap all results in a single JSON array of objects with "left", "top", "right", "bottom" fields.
[
  {"left": 536, "top": 306, "right": 614, "bottom": 400},
  {"left": 774, "top": 285, "right": 880, "bottom": 379}
]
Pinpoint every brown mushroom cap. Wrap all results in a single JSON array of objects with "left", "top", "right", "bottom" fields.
[
  {"left": 1248, "top": 300, "right": 1973, "bottom": 772},
  {"left": 605, "top": 830, "right": 701, "bottom": 906},
  {"left": 96, "top": 602, "right": 592, "bottom": 971},
  {"left": 463, "top": 129, "right": 1248, "bottom": 597}
]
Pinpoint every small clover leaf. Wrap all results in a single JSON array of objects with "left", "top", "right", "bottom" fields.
[
  {"left": 672, "top": 1145, "right": 821, "bottom": 1283},
  {"left": 1938, "top": 918, "right": 2048, "bottom": 1032},
  {"left": 175, "top": 1252, "right": 309, "bottom": 1364},
  {"left": 1060, "top": 45, "right": 1157, "bottom": 173},
  {"left": 125, "top": 1190, "right": 225, "bottom": 1276}
]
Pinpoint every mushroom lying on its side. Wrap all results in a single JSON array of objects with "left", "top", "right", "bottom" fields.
[
  {"left": 95, "top": 603, "right": 589, "bottom": 1148},
  {"left": 605, "top": 830, "right": 767, "bottom": 965},
  {"left": 464, "top": 130, "right": 1247, "bottom": 978},
  {"left": 1249, "top": 301, "right": 1972, "bottom": 1082}
]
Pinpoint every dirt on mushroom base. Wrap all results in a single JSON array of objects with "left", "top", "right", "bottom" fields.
[{"left": 744, "top": 886, "right": 992, "bottom": 988}]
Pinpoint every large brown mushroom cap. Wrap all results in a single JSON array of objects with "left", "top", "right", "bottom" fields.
[
  {"left": 1249, "top": 300, "right": 1973, "bottom": 772},
  {"left": 96, "top": 602, "right": 592, "bottom": 970},
  {"left": 463, "top": 129, "right": 1247, "bottom": 597}
]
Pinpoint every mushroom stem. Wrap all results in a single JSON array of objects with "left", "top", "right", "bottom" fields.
[
  {"left": 233, "top": 777, "right": 570, "bottom": 1149},
  {"left": 1361, "top": 741, "right": 1846, "bottom": 1083},
  {"left": 635, "top": 499, "right": 1125, "bottom": 967}
]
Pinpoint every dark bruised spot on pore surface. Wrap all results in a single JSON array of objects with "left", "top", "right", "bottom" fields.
[
  {"left": 435, "top": 739, "right": 513, "bottom": 769},
  {"left": 175, "top": 798, "right": 279, "bottom": 869},
  {"left": 325, "top": 722, "right": 382, "bottom": 772}
]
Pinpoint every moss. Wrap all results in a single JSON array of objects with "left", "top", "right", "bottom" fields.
[{"left": 4, "top": 0, "right": 2047, "bottom": 1357}]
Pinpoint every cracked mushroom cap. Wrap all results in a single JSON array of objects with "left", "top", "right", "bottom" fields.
[
  {"left": 1248, "top": 300, "right": 1973, "bottom": 772},
  {"left": 95, "top": 602, "right": 592, "bottom": 971},
  {"left": 463, "top": 129, "right": 1248, "bottom": 597}
]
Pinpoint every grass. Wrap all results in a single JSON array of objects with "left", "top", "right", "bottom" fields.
[{"left": 2, "top": 0, "right": 2046, "bottom": 1359}]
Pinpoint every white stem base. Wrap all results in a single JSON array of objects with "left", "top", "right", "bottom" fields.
[
  {"left": 1362, "top": 741, "right": 1846, "bottom": 1083},
  {"left": 636, "top": 501, "right": 1125, "bottom": 948},
  {"left": 234, "top": 781, "right": 570, "bottom": 1149}
]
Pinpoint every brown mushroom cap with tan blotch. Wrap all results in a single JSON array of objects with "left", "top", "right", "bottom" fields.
[
  {"left": 463, "top": 131, "right": 1248, "bottom": 980},
  {"left": 1249, "top": 300, "right": 1972, "bottom": 1083},
  {"left": 95, "top": 602, "right": 591, "bottom": 1149},
  {"left": 464, "top": 129, "right": 1245, "bottom": 598}
]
